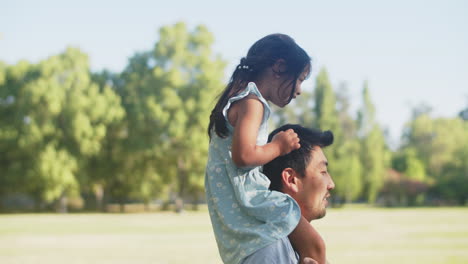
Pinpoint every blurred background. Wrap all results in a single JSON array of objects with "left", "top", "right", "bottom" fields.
[{"left": 1, "top": 0, "right": 467, "bottom": 263}]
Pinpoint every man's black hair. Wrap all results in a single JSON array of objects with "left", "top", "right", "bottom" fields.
[{"left": 263, "top": 124, "right": 334, "bottom": 192}]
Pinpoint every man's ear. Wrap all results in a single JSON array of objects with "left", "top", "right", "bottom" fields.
[
  {"left": 272, "top": 59, "right": 287, "bottom": 77},
  {"left": 281, "top": 168, "right": 300, "bottom": 194}
]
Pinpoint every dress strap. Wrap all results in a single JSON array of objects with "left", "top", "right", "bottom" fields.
[{"left": 221, "top": 82, "right": 271, "bottom": 131}]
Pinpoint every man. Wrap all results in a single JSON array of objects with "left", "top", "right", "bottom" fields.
[{"left": 242, "top": 124, "right": 335, "bottom": 264}]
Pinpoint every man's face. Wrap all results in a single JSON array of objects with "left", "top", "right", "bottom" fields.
[{"left": 295, "top": 147, "right": 335, "bottom": 221}]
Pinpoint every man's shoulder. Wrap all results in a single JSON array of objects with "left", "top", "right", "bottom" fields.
[{"left": 241, "top": 237, "right": 299, "bottom": 264}]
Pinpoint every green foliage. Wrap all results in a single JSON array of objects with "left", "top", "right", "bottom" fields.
[
  {"left": 32, "top": 144, "right": 78, "bottom": 202},
  {"left": 333, "top": 140, "right": 363, "bottom": 202},
  {"left": 0, "top": 47, "right": 125, "bottom": 209},
  {"left": 314, "top": 69, "right": 341, "bottom": 135},
  {"left": 403, "top": 149, "right": 426, "bottom": 182},
  {"left": 392, "top": 148, "right": 426, "bottom": 182},
  {"left": 271, "top": 88, "right": 315, "bottom": 128},
  {"left": 118, "top": 22, "right": 226, "bottom": 203},
  {"left": 1, "top": 22, "right": 467, "bottom": 211},
  {"left": 433, "top": 146, "right": 468, "bottom": 204},
  {"left": 358, "top": 83, "right": 387, "bottom": 203},
  {"left": 400, "top": 107, "right": 468, "bottom": 205},
  {"left": 312, "top": 69, "right": 366, "bottom": 203}
]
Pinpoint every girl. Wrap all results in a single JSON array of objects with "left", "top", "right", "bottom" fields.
[{"left": 205, "top": 34, "right": 325, "bottom": 264}]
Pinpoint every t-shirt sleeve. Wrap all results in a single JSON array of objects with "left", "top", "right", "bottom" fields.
[{"left": 241, "top": 237, "right": 299, "bottom": 264}]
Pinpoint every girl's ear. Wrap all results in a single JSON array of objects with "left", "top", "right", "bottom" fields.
[
  {"left": 281, "top": 168, "right": 300, "bottom": 194},
  {"left": 272, "top": 59, "right": 287, "bottom": 76}
]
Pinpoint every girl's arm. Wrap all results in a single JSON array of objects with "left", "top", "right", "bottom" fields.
[{"left": 231, "top": 97, "right": 299, "bottom": 167}]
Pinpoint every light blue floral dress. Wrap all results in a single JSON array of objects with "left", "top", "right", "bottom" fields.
[{"left": 205, "top": 82, "right": 301, "bottom": 264}]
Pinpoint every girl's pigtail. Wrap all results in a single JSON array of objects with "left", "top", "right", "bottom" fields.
[{"left": 208, "top": 58, "right": 251, "bottom": 139}]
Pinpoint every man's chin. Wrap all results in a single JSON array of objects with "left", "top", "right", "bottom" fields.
[
  {"left": 316, "top": 209, "right": 327, "bottom": 219},
  {"left": 306, "top": 207, "right": 327, "bottom": 221}
]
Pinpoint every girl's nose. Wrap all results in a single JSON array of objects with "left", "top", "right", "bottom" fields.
[
  {"left": 294, "top": 91, "right": 301, "bottom": 99},
  {"left": 295, "top": 85, "right": 302, "bottom": 96}
]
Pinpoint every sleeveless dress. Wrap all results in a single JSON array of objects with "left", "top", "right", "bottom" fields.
[{"left": 205, "top": 82, "right": 301, "bottom": 264}]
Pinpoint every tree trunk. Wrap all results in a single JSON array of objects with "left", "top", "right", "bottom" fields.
[
  {"left": 192, "top": 200, "right": 199, "bottom": 211},
  {"left": 57, "top": 193, "right": 68, "bottom": 213},
  {"left": 192, "top": 194, "right": 200, "bottom": 211},
  {"left": 175, "top": 197, "right": 184, "bottom": 213},
  {"left": 177, "top": 158, "right": 187, "bottom": 199},
  {"left": 101, "top": 187, "right": 110, "bottom": 212},
  {"left": 94, "top": 184, "right": 104, "bottom": 212}
]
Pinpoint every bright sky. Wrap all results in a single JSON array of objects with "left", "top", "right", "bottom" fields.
[{"left": 2, "top": 0, "right": 467, "bottom": 146}]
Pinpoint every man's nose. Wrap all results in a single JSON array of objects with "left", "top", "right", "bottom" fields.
[{"left": 328, "top": 176, "right": 335, "bottom": 190}]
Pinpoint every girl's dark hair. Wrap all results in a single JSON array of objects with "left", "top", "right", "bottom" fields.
[
  {"left": 263, "top": 124, "right": 334, "bottom": 192},
  {"left": 208, "top": 34, "right": 311, "bottom": 139}
]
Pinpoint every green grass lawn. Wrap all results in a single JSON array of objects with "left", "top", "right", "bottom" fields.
[{"left": 1, "top": 207, "right": 467, "bottom": 264}]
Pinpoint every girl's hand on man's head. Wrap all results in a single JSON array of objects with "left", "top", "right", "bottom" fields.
[{"left": 271, "top": 128, "right": 300, "bottom": 156}]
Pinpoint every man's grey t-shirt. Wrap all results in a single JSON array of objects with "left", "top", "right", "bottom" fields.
[{"left": 241, "top": 236, "right": 299, "bottom": 264}]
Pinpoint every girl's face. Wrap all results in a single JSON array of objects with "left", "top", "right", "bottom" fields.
[{"left": 270, "top": 67, "right": 309, "bottom": 108}]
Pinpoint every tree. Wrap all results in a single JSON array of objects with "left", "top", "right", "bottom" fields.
[
  {"left": 434, "top": 145, "right": 468, "bottom": 205},
  {"left": 314, "top": 69, "right": 341, "bottom": 136},
  {"left": 326, "top": 83, "right": 361, "bottom": 203},
  {"left": 333, "top": 140, "right": 363, "bottom": 203},
  {"left": 0, "top": 48, "right": 124, "bottom": 212},
  {"left": 271, "top": 88, "right": 315, "bottom": 128},
  {"left": 313, "top": 69, "right": 361, "bottom": 204},
  {"left": 403, "top": 114, "right": 466, "bottom": 177},
  {"left": 119, "top": 22, "right": 226, "bottom": 208},
  {"left": 357, "top": 82, "right": 387, "bottom": 203},
  {"left": 402, "top": 110, "right": 468, "bottom": 204},
  {"left": 392, "top": 148, "right": 426, "bottom": 182}
]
